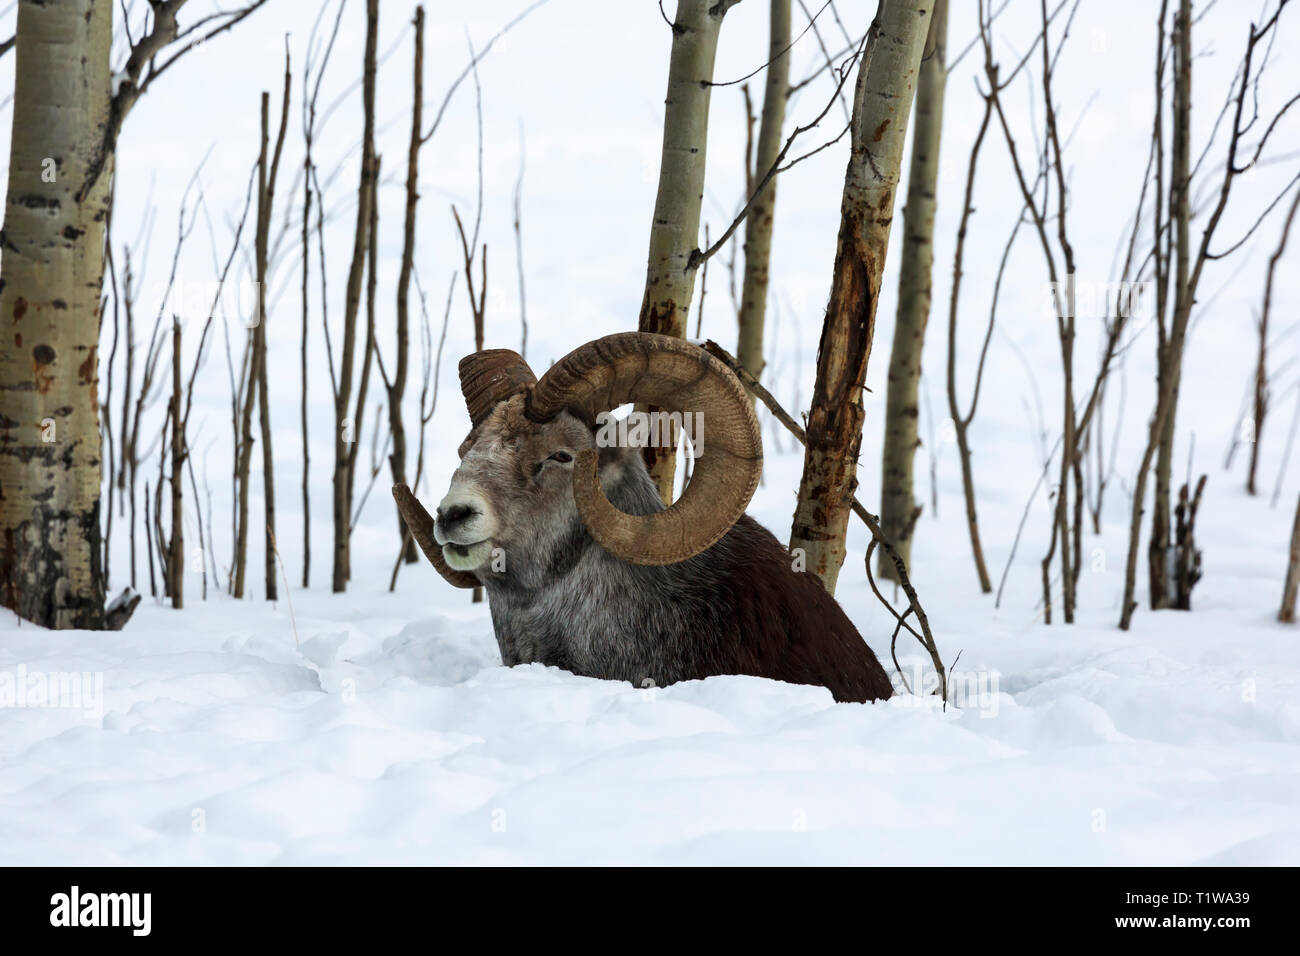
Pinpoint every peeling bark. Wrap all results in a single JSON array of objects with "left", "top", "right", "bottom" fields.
[{"left": 790, "top": 0, "right": 933, "bottom": 595}]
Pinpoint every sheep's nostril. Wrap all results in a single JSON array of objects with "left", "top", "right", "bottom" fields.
[{"left": 438, "top": 504, "right": 475, "bottom": 530}]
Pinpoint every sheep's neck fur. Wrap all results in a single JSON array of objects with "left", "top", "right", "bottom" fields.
[{"left": 479, "top": 449, "right": 893, "bottom": 703}]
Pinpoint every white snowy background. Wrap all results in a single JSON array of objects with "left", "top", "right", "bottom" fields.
[{"left": 1, "top": 0, "right": 1298, "bottom": 864}]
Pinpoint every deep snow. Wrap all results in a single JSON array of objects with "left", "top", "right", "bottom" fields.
[
  {"left": 2, "top": 0, "right": 1299, "bottom": 864},
  {"left": 3, "top": 448, "right": 1298, "bottom": 865}
]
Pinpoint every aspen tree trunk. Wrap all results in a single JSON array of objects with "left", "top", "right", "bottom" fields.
[
  {"left": 1250, "top": 182, "right": 1300, "bottom": 496},
  {"left": 122, "top": 253, "right": 139, "bottom": 590},
  {"left": 259, "top": 64, "right": 290, "bottom": 602},
  {"left": 389, "top": 5, "right": 424, "bottom": 565},
  {"left": 169, "top": 318, "right": 183, "bottom": 608},
  {"left": 789, "top": 0, "right": 932, "bottom": 595},
  {"left": 347, "top": 157, "right": 380, "bottom": 583},
  {"left": 1149, "top": 0, "right": 1191, "bottom": 611},
  {"left": 1282, "top": 493, "right": 1300, "bottom": 623},
  {"left": 333, "top": 0, "right": 378, "bottom": 592},
  {"left": 300, "top": 134, "right": 313, "bottom": 588},
  {"left": 735, "top": 0, "right": 791, "bottom": 384},
  {"left": 1247, "top": 326, "right": 1266, "bottom": 496},
  {"left": 638, "top": 0, "right": 739, "bottom": 502},
  {"left": 1121, "top": 0, "right": 1260, "bottom": 629},
  {"left": 352, "top": 159, "right": 379, "bottom": 512},
  {"left": 233, "top": 95, "right": 271, "bottom": 600},
  {"left": 233, "top": 71, "right": 288, "bottom": 600},
  {"left": 235, "top": 229, "right": 258, "bottom": 599},
  {"left": 879, "top": 0, "right": 947, "bottom": 581},
  {"left": 0, "top": 0, "right": 112, "bottom": 628},
  {"left": 257, "top": 287, "right": 276, "bottom": 601}
]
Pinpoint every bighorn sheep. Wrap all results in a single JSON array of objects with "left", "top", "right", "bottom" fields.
[{"left": 393, "top": 332, "right": 893, "bottom": 703}]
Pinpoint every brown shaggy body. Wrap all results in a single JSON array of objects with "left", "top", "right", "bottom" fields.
[
  {"left": 437, "top": 396, "right": 894, "bottom": 704},
  {"left": 662, "top": 514, "right": 897, "bottom": 703}
]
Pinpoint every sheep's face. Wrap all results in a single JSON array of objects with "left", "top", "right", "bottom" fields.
[
  {"left": 408, "top": 333, "right": 763, "bottom": 585},
  {"left": 433, "top": 393, "right": 596, "bottom": 576}
]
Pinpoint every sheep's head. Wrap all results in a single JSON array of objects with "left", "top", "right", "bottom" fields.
[
  {"left": 435, "top": 394, "right": 595, "bottom": 578},
  {"left": 392, "top": 332, "right": 763, "bottom": 588}
]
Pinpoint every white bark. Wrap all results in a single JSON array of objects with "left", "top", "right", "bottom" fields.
[
  {"left": 0, "top": 0, "right": 113, "bottom": 628},
  {"left": 736, "top": 0, "right": 791, "bottom": 384},
  {"left": 638, "top": 0, "right": 739, "bottom": 501},
  {"left": 880, "top": 0, "right": 947, "bottom": 580}
]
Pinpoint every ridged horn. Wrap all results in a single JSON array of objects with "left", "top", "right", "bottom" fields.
[
  {"left": 459, "top": 349, "right": 537, "bottom": 427},
  {"left": 392, "top": 484, "right": 478, "bottom": 588},
  {"left": 527, "top": 332, "right": 761, "bottom": 565}
]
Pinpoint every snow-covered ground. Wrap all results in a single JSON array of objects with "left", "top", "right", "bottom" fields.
[
  {"left": 2, "top": 0, "right": 1299, "bottom": 864},
  {"left": 3, "top": 448, "right": 1298, "bottom": 866}
]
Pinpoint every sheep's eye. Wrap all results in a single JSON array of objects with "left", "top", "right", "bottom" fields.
[{"left": 532, "top": 450, "right": 573, "bottom": 477}]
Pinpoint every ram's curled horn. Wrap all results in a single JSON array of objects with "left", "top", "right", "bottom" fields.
[
  {"left": 459, "top": 349, "right": 537, "bottom": 427},
  {"left": 527, "top": 332, "right": 762, "bottom": 565},
  {"left": 391, "top": 483, "right": 478, "bottom": 588}
]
